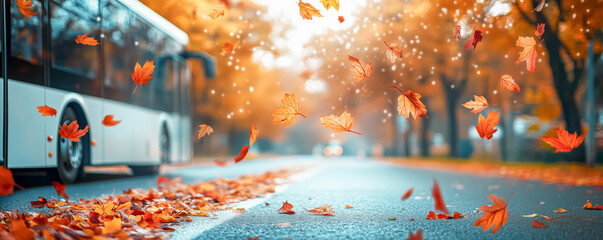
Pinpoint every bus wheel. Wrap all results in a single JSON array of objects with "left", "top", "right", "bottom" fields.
[{"left": 55, "top": 106, "right": 88, "bottom": 184}]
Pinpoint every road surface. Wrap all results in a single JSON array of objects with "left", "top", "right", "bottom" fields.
[{"left": 2, "top": 157, "right": 602, "bottom": 239}]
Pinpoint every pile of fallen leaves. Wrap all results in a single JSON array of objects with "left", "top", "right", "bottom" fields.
[{"left": 0, "top": 169, "right": 294, "bottom": 239}]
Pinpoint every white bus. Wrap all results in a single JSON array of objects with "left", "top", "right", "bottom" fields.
[{"left": 0, "top": 0, "right": 216, "bottom": 183}]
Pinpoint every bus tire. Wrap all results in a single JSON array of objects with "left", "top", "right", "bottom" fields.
[{"left": 54, "top": 106, "right": 88, "bottom": 184}]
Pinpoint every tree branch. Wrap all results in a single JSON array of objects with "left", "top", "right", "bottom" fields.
[{"left": 513, "top": 1, "right": 536, "bottom": 26}]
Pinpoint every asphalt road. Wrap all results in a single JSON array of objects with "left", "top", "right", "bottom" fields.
[{"left": 2, "top": 157, "right": 602, "bottom": 239}]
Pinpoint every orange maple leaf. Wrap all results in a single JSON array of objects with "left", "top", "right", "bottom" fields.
[
  {"left": 500, "top": 74, "right": 520, "bottom": 93},
  {"left": 0, "top": 166, "right": 16, "bottom": 196},
  {"left": 250, "top": 125, "right": 260, "bottom": 148},
  {"left": 234, "top": 145, "right": 250, "bottom": 163},
  {"left": 58, "top": 121, "right": 89, "bottom": 142},
  {"left": 75, "top": 33, "right": 99, "bottom": 46},
  {"left": 384, "top": 41, "right": 403, "bottom": 63},
  {"left": 102, "top": 216, "right": 122, "bottom": 234},
  {"left": 462, "top": 95, "right": 490, "bottom": 114},
  {"left": 198, "top": 124, "right": 214, "bottom": 140},
  {"left": 401, "top": 188, "right": 414, "bottom": 201},
  {"left": 516, "top": 36, "right": 538, "bottom": 73},
  {"left": 535, "top": 23, "right": 545, "bottom": 38},
  {"left": 298, "top": 0, "right": 323, "bottom": 20},
  {"left": 473, "top": 193, "right": 512, "bottom": 234},
  {"left": 338, "top": 16, "right": 345, "bottom": 23},
  {"left": 131, "top": 60, "right": 155, "bottom": 94},
  {"left": 464, "top": 30, "right": 483, "bottom": 53},
  {"left": 432, "top": 179, "right": 448, "bottom": 215},
  {"left": 532, "top": 219, "right": 546, "bottom": 228},
  {"left": 306, "top": 204, "right": 334, "bottom": 216},
  {"left": 10, "top": 218, "right": 35, "bottom": 240},
  {"left": 208, "top": 9, "right": 225, "bottom": 19},
  {"left": 539, "top": 128, "right": 585, "bottom": 153},
  {"left": 278, "top": 201, "right": 295, "bottom": 214},
  {"left": 37, "top": 105, "right": 57, "bottom": 117},
  {"left": 16, "top": 0, "right": 37, "bottom": 18},
  {"left": 102, "top": 115, "right": 121, "bottom": 126},
  {"left": 319, "top": 111, "right": 362, "bottom": 135},
  {"left": 320, "top": 0, "right": 339, "bottom": 11},
  {"left": 345, "top": 204, "right": 352, "bottom": 208},
  {"left": 406, "top": 229, "right": 423, "bottom": 240},
  {"left": 391, "top": 86, "right": 429, "bottom": 120},
  {"left": 51, "top": 181, "right": 69, "bottom": 199},
  {"left": 348, "top": 55, "right": 372, "bottom": 83},
  {"left": 272, "top": 93, "right": 306, "bottom": 127},
  {"left": 220, "top": 40, "right": 240, "bottom": 56},
  {"left": 475, "top": 110, "right": 499, "bottom": 146}
]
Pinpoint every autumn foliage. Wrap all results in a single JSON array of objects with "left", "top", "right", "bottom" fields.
[
  {"left": 0, "top": 166, "right": 16, "bottom": 196},
  {"left": 102, "top": 115, "right": 121, "bottom": 126},
  {"left": 540, "top": 128, "right": 585, "bottom": 153},
  {"left": 131, "top": 60, "right": 155, "bottom": 94},
  {"left": 319, "top": 111, "right": 362, "bottom": 135},
  {"left": 16, "top": 0, "right": 37, "bottom": 18},
  {"left": 75, "top": 33, "right": 99, "bottom": 46},
  {"left": 475, "top": 110, "right": 500, "bottom": 146},
  {"left": 391, "top": 86, "right": 429, "bottom": 120},
  {"left": 298, "top": 0, "right": 323, "bottom": 20},
  {"left": 58, "top": 121, "right": 89, "bottom": 142},
  {"left": 37, "top": 105, "right": 57, "bottom": 117},
  {"left": 272, "top": 93, "right": 306, "bottom": 127},
  {"left": 473, "top": 193, "right": 512, "bottom": 234},
  {"left": 348, "top": 55, "right": 372, "bottom": 83}
]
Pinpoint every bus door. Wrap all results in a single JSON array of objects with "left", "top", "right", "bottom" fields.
[
  {"left": 1, "top": 2, "right": 5, "bottom": 165},
  {"left": 175, "top": 56, "right": 190, "bottom": 162}
]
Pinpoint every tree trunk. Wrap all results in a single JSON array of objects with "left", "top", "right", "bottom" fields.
[
  {"left": 444, "top": 91, "right": 459, "bottom": 158},
  {"left": 420, "top": 98, "right": 431, "bottom": 157}
]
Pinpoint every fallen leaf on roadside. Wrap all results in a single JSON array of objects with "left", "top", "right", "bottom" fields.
[
  {"left": 220, "top": 40, "right": 240, "bottom": 56},
  {"left": 554, "top": 208, "right": 567, "bottom": 213},
  {"left": 250, "top": 125, "right": 260, "bottom": 148},
  {"left": 540, "top": 128, "right": 585, "bottom": 153},
  {"left": 278, "top": 201, "right": 295, "bottom": 214},
  {"left": 59, "top": 121, "right": 89, "bottom": 142},
  {"left": 389, "top": 218, "right": 397, "bottom": 220},
  {"left": 473, "top": 193, "right": 512, "bottom": 234},
  {"left": 426, "top": 211, "right": 436, "bottom": 219},
  {"left": 51, "top": 181, "right": 68, "bottom": 199},
  {"left": 532, "top": 219, "right": 546, "bottom": 228},
  {"left": 234, "top": 146, "right": 250, "bottom": 163},
  {"left": 272, "top": 93, "right": 306, "bottom": 127},
  {"left": 348, "top": 55, "right": 372, "bottom": 83},
  {"left": 391, "top": 86, "right": 429, "bottom": 120},
  {"left": 306, "top": 204, "right": 335, "bottom": 216},
  {"left": 345, "top": 204, "right": 352, "bottom": 208},
  {"left": 522, "top": 213, "right": 540, "bottom": 218},
  {"left": 102, "top": 217, "right": 122, "bottom": 234},
  {"left": 37, "top": 105, "right": 57, "bottom": 117},
  {"left": 462, "top": 95, "right": 490, "bottom": 114},
  {"left": 0, "top": 166, "right": 16, "bottom": 196},
  {"left": 30, "top": 196, "right": 48, "bottom": 208},
  {"left": 16, "top": 0, "right": 37, "bottom": 18},
  {"left": 319, "top": 111, "right": 362, "bottom": 135},
  {"left": 583, "top": 200, "right": 603, "bottom": 210},
  {"left": 198, "top": 124, "right": 214, "bottom": 140},
  {"left": 401, "top": 188, "right": 414, "bottom": 201},
  {"left": 233, "top": 208, "right": 246, "bottom": 213},
  {"left": 298, "top": 0, "right": 323, "bottom": 20},
  {"left": 541, "top": 215, "right": 553, "bottom": 221},
  {"left": 10, "top": 218, "right": 35, "bottom": 240},
  {"left": 102, "top": 115, "right": 121, "bottom": 126},
  {"left": 75, "top": 33, "right": 99, "bottom": 46},
  {"left": 406, "top": 229, "right": 423, "bottom": 240},
  {"left": 432, "top": 179, "right": 448, "bottom": 215}
]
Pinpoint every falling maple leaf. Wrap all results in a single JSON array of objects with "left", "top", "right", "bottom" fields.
[
  {"left": 75, "top": 33, "right": 99, "bottom": 46},
  {"left": 219, "top": 0, "right": 231, "bottom": 9},
  {"left": 391, "top": 86, "right": 429, "bottom": 120},
  {"left": 539, "top": 128, "right": 585, "bottom": 153},
  {"left": 272, "top": 93, "right": 306, "bottom": 127},
  {"left": 384, "top": 41, "right": 403, "bottom": 63},
  {"left": 198, "top": 124, "right": 214, "bottom": 140},
  {"left": 401, "top": 188, "right": 414, "bottom": 201},
  {"left": 432, "top": 179, "right": 448, "bottom": 215},
  {"left": 452, "top": 23, "right": 461, "bottom": 40},
  {"left": 338, "top": 16, "right": 345, "bottom": 23},
  {"left": 516, "top": 36, "right": 538, "bottom": 73},
  {"left": 58, "top": 120, "right": 89, "bottom": 142},
  {"left": 319, "top": 111, "right": 362, "bottom": 135},
  {"left": 250, "top": 125, "right": 260, "bottom": 148},
  {"left": 30, "top": 196, "right": 48, "bottom": 208},
  {"left": 51, "top": 181, "right": 69, "bottom": 199},
  {"left": 500, "top": 74, "right": 521, "bottom": 93},
  {"left": 306, "top": 204, "right": 335, "bottom": 216},
  {"left": 298, "top": 0, "right": 323, "bottom": 20},
  {"left": 102, "top": 115, "right": 121, "bottom": 126},
  {"left": 389, "top": 218, "right": 397, "bottom": 220},
  {"left": 462, "top": 95, "right": 490, "bottom": 114},
  {"left": 426, "top": 211, "right": 436, "bottom": 219},
  {"left": 234, "top": 145, "right": 250, "bottom": 163},
  {"left": 278, "top": 201, "right": 295, "bottom": 214},
  {"left": 348, "top": 55, "right": 372, "bottom": 82},
  {"left": 37, "top": 105, "right": 57, "bottom": 117},
  {"left": 554, "top": 208, "right": 567, "bottom": 213},
  {"left": 220, "top": 40, "right": 240, "bottom": 56},
  {"left": 535, "top": 23, "right": 545, "bottom": 38},
  {"left": 208, "top": 9, "right": 225, "bottom": 19},
  {"left": 532, "top": 219, "right": 546, "bottom": 228},
  {"left": 0, "top": 166, "right": 16, "bottom": 196},
  {"left": 320, "top": 0, "right": 339, "bottom": 11},
  {"left": 464, "top": 30, "right": 483, "bottom": 53},
  {"left": 131, "top": 60, "right": 155, "bottom": 94},
  {"left": 473, "top": 193, "right": 512, "bottom": 234},
  {"left": 406, "top": 229, "right": 423, "bottom": 240},
  {"left": 16, "top": 0, "right": 37, "bottom": 18},
  {"left": 475, "top": 110, "right": 500, "bottom": 147},
  {"left": 531, "top": 0, "right": 545, "bottom": 12}
]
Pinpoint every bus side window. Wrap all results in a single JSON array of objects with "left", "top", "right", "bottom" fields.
[
  {"left": 155, "top": 57, "right": 174, "bottom": 112},
  {"left": 8, "top": 0, "right": 44, "bottom": 85},
  {"left": 130, "top": 17, "right": 163, "bottom": 108},
  {"left": 49, "top": 0, "right": 101, "bottom": 96},
  {"left": 102, "top": 0, "right": 130, "bottom": 103}
]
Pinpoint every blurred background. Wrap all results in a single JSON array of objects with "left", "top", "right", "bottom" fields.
[{"left": 141, "top": 0, "right": 602, "bottom": 163}]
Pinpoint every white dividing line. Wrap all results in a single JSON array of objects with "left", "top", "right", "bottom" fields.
[{"left": 170, "top": 165, "right": 324, "bottom": 240}]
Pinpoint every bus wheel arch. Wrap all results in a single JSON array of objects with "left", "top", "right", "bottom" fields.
[{"left": 53, "top": 103, "right": 90, "bottom": 184}]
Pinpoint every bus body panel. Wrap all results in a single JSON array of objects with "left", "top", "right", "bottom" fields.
[
  {"left": 44, "top": 88, "right": 104, "bottom": 167},
  {"left": 7, "top": 80, "right": 46, "bottom": 168},
  {"left": 1, "top": 77, "right": 4, "bottom": 164}
]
